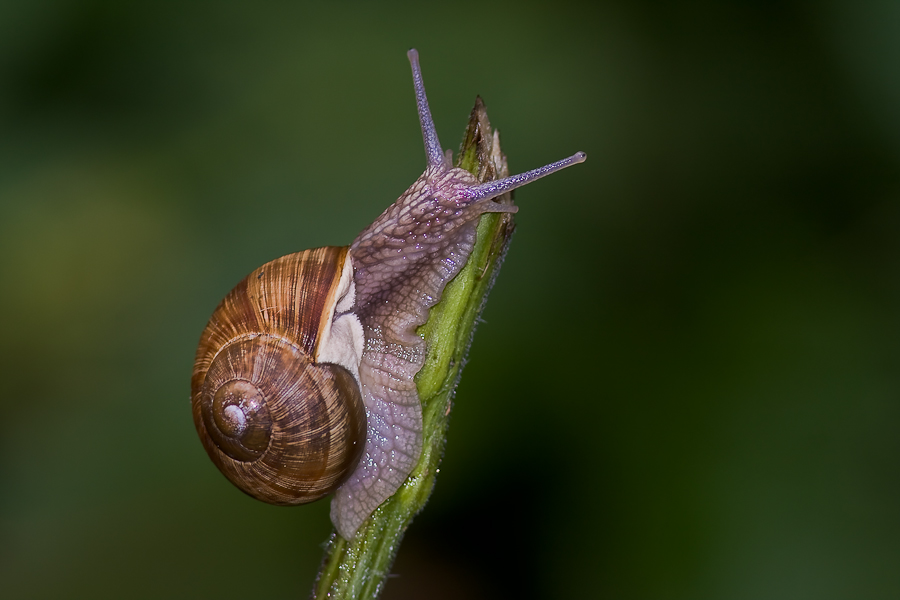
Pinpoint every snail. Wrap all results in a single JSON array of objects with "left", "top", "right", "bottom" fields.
[{"left": 190, "top": 49, "right": 586, "bottom": 539}]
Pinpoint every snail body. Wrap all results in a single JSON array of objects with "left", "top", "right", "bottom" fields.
[{"left": 191, "top": 49, "right": 586, "bottom": 539}]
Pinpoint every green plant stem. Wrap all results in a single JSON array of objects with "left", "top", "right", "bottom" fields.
[{"left": 312, "top": 97, "right": 516, "bottom": 600}]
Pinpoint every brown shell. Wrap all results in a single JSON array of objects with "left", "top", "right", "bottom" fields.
[{"left": 191, "top": 246, "right": 366, "bottom": 504}]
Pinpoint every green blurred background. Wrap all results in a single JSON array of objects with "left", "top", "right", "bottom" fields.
[{"left": 1, "top": 1, "right": 898, "bottom": 598}]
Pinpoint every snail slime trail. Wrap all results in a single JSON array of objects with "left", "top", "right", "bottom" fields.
[{"left": 190, "top": 49, "right": 586, "bottom": 540}]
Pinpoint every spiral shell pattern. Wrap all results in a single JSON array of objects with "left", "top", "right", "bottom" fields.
[{"left": 191, "top": 247, "right": 365, "bottom": 504}]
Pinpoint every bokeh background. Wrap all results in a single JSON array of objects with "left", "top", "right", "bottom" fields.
[{"left": 1, "top": 1, "right": 899, "bottom": 599}]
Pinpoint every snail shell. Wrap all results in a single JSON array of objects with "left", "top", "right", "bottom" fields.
[
  {"left": 192, "top": 246, "right": 366, "bottom": 504},
  {"left": 191, "top": 49, "right": 586, "bottom": 539}
]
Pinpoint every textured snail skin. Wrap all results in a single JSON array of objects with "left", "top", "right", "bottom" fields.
[
  {"left": 332, "top": 164, "right": 518, "bottom": 536},
  {"left": 329, "top": 42, "right": 585, "bottom": 532}
]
